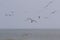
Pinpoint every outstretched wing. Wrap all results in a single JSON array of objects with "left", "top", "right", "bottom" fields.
[{"left": 31, "top": 20, "right": 37, "bottom": 23}]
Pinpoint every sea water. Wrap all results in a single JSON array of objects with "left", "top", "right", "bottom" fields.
[{"left": 0, "top": 29, "right": 60, "bottom": 40}]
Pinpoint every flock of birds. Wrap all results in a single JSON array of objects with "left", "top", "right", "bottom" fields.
[
  {"left": 5, "top": 11, "right": 14, "bottom": 16},
  {"left": 26, "top": 0, "right": 56, "bottom": 23},
  {"left": 26, "top": 10, "right": 56, "bottom": 23},
  {"left": 4, "top": 0, "right": 56, "bottom": 23}
]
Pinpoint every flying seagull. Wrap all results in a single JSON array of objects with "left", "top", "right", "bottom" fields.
[
  {"left": 9, "top": 14, "right": 12, "bottom": 16},
  {"left": 38, "top": 16, "right": 40, "bottom": 19},
  {"left": 50, "top": 10, "right": 56, "bottom": 15},
  {"left": 26, "top": 18, "right": 37, "bottom": 23},
  {"left": 44, "top": 0, "right": 53, "bottom": 8}
]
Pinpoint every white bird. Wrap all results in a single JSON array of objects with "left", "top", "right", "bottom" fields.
[{"left": 26, "top": 18, "right": 37, "bottom": 23}]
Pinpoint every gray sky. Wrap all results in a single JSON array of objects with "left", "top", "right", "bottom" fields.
[{"left": 0, "top": 0, "right": 60, "bottom": 29}]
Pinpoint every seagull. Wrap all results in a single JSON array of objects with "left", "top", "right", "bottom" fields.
[
  {"left": 50, "top": 10, "right": 56, "bottom": 15},
  {"left": 51, "top": 10, "right": 56, "bottom": 14},
  {"left": 30, "top": 19, "right": 37, "bottom": 23},
  {"left": 38, "top": 16, "right": 40, "bottom": 19},
  {"left": 44, "top": 0, "right": 53, "bottom": 8},
  {"left": 9, "top": 11, "right": 14, "bottom": 16},
  {"left": 11, "top": 11, "right": 14, "bottom": 13},
  {"left": 9, "top": 14, "right": 11, "bottom": 16},
  {"left": 26, "top": 18, "right": 37, "bottom": 23}
]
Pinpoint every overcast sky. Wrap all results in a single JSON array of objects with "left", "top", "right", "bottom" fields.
[{"left": 0, "top": 0, "right": 60, "bottom": 29}]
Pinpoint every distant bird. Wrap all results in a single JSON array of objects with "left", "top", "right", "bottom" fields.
[
  {"left": 50, "top": 10, "right": 56, "bottom": 15},
  {"left": 38, "top": 16, "right": 40, "bottom": 19},
  {"left": 11, "top": 11, "right": 14, "bottom": 13},
  {"left": 44, "top": 0, "right": 53, "bottom": 8},
  {"left": 51, "top": 10, "right": 56, "bottom": 14},
  {"left": 11, "top": 11, "right": 14, "bottom": 15},
  {"left": 9, "top": 14, "right": 11, "bottom": 16},
  {"left": 26, "top": 18, "right": 37, "bottom": 23}
]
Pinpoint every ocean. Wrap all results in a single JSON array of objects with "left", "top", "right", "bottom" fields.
[{"left": 0, "top": 29, "right": 60, "bottom": 40}]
